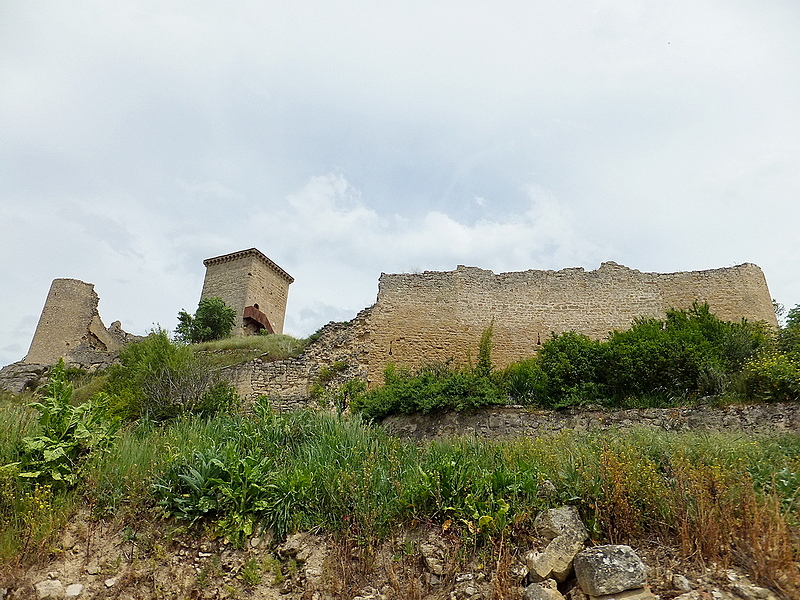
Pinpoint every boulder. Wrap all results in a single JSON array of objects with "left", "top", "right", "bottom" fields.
[
  {"left": 573, "top": 545, "right": 648, "bottom": 597},
  {"left": 0, "top": 362, "right": 48, "bottom": 393},
  {"left": 534, "top": 506, "right": 589, "bottom": 543}
]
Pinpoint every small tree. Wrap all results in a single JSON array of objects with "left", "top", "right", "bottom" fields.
[{"left": 176, "top": 297, "right": 237, "bottom": 343}]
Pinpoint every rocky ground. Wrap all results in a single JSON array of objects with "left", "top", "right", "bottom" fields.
[{"left": 0, "top": 507, "right": 789, "bottom": 600}]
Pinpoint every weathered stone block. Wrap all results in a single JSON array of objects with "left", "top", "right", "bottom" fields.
[
  {"left": 573, "top": 545, "right": 648, "bottom": 597},
  {"left": 534, "top": 506, "right": 589, "bottom": 542}
]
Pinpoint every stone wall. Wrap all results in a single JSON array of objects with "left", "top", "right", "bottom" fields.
[
  {"left": 220, "top": 308, "right": 373, "bottom": 409},
  {"left": 222, "top": 262, "right": 776, "bottom": 407},
  {"left": 381, "top": 402, "right": 800, "bottom": 441},
  {"left": 363, "top": 262, "right": 777, "bottom": 383}
]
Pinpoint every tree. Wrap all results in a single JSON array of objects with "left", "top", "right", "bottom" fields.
[{"left": 176, "top": 297, "right": 237, "bottom": 343}]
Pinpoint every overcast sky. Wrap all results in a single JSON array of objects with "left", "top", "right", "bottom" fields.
[{"left": 2, "top": 1, "right": 799, "bottom": 365}]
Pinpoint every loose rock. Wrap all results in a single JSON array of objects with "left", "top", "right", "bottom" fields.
[
  {"left": 672, "top": 574, "right": 692, "bottom": 592},
  {"left": 526, "top": 534, "right": 586, "bottom": 583},
  {"left": 534, "top": 506, "right": 589, "bottom": 543},
  {"left": 573, "top": 545, "right": 648, "bottom": 597},
  {"left": 64, "top": 584, "right": 83, "bottom": 599},
  {"left": 34, "top": 579, "right": 65, "bottom": 600},
  {"left": 525, "top": 578, "right": 566, "bottom": 600}
]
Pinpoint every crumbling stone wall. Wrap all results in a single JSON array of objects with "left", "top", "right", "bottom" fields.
[
  {"left": 225, "top": 262, "right": 776, "bottom": 406},
  {"left": 1, "top": 279, "right": 139, "bottom": 392},
  {"left": 23, "top": 278, "right": 136, "bottom": 369},
  {"left": 363, "top": 262, "right": 777, "bottom": 383},
  {"left": 220, "top": 308, "right": 372, "bottom": 409}
]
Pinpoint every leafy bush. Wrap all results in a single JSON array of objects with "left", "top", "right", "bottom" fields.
[
  {"left": 504, "top": 303, "right": 770, "bottom": 408},
  {"left": 777, "top": 304, "right": 800, "bottom": 359},
  {"left": 351, "top": 361, "right": 504, "bottom": 420},
  {"left": 743, "top": 351, "right": 800, "bottom": 402},
  {"left": 7, "top": 362, "right": 119, "bottom": 489},
  {"left": 105, "top": 330, "right": 238, "bottom": 421},
  {"left": 176, "top": 296, "right": 237, "bottom": 343}
]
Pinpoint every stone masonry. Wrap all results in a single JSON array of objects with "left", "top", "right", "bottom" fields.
[
  {"left": 225, "top": 262, "right": 776, "bottom": 408},
  {"left": 23, "top": 278, "right": 137, "bottom": 368},
  {"left": 201, "top": 248, "right": 294, "bottom": 336},
  {"left": 1, "top": 278, "right": 140, "bottom": 392},
  {"left": 364, "top": 261, "right": 777, "bottom": 384}
]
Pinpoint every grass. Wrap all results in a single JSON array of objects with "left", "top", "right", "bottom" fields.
[
  {"left": 191, "top": 334, "right": 308, "bottom": 368},
  {"left": 2, "top": 399, "right": 799, "bottom": 595}
]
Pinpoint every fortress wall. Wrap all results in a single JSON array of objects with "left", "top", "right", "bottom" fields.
[
  {"left": 363, "top": 262, "right": 777, "bottom": 383},
  {"left": 24, "top": 278, "right": 115, "bottom": 365},
  {"left": 225, "top": 261, "right": 776, "bottom": 402},
  {"left": 221, "top": 308, "right": 372, "bottom": 409},
  {"left": 655, "top": 263, "right": 777, "bottom": 325}
]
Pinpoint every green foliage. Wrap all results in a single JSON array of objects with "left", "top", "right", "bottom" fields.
[
  {"left": 351, "top": 361, "right": 504, "bottom": 420},
  {"left": 475, "top": 321, "right": 494, "bottom": 379},
  {"left": 535, "top": 332, "right": 607, "bottom": 407},
  {"left": 777, "top": 304, "right": 800, "bottom": 359},
  {"left": 743, "top": 351, "right": 800, "bottom": 402},
  {"left": 105, "top": 330, "right": 239, "bottom": 421},
  {"left": 176, "top": 296, "right": 237, "bottom": 343},
  {"left": 740, "top": 303, "right": 800, "bottom": 403},
  {"left": 6, "top": 362, "right": 119, "bottom": 490},
  {"left": 504, "top": 303, "right": 770, "bottom": 408}
]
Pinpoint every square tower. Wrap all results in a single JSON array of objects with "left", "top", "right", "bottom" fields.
[{"left": 200, "top": 248, "right": 294, "bottom": 336}]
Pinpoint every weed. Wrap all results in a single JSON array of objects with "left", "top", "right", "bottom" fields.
[{"left": 240, "top": 556, "right": 262, "bottom": 587}]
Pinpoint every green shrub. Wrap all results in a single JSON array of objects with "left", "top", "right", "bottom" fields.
[
  {"left": 503, "top": 303, "right": 770, "bottom": 409},
  {"left": 105, "top": 330, "right": 238, "bottom": 421},
  {"left": 743, "top": 351, "right": 800, "bottom": 402},
  {"left": 8, "top": 362, "right": 120, "bottom": 490},
  {"left": 778, "top": 304, "right": 800, "bottom": 359},
  {"left": 351, "top": 361, "right": 504, "bottom": 420},
  {"left": 176, "top": 297, "right": 237, "bottom": 343}
]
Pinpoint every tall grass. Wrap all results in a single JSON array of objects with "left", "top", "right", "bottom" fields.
[
  {"left": 192, "top": 334, "right": 307, "bottom": 368},
  {"left": 3, "top": 399, "right": 799, "bottom": 593}
]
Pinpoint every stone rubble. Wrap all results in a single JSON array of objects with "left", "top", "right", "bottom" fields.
[{"left": 9, "top": 504, "right": 791, "bottom": 600}]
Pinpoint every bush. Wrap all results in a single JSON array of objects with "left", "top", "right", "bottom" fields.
[
  {"left": 105, "top": 330, "right": 238, "bottom": 421},
  {"left": 743, "top": 351, "right": 800, "bottom": 402},
  {"left": 351, "top": 361, "right": 504, "bottom": 420},
  {"left": 176, "top": 297, "right": 237, "bottom": 343},
  {"left": 8, "top": 361, "right": 119, "bottom": 490},
  {"left": 503, "top": 303, "right": 770, "bottom": 409}
]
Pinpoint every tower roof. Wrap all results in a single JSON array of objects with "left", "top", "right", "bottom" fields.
[{"left": 203, "top": 248, "right": 294, "bottom": 283}]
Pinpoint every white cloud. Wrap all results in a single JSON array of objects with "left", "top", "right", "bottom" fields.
[{"left": 2, "top": 1, "right": 800, "bottom": 365}]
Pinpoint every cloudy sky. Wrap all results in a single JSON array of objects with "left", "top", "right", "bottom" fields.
[{"left": 1, "top": 1, "right": 799, "bottom": 365}]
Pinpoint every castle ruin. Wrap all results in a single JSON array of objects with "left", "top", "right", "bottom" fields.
[
  {"left": 224, "top": 261, "right": 778, "bottom": 407},
  {"left": 24, "top": 278, "right": 135, "bottom": 367},
  {"left": 364, "top": 261, "right": 778, "bottom": 382},
  {"left": 200, "top": 248, "right": 294, "bottom": 336}
]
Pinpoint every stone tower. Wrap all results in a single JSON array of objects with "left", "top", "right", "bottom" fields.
[
  {"left": 200, "top": 248, "right": 294, "bottom": 336},
  {"left": 24, "top": 278, "right": 124, "bottom": 365}
]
